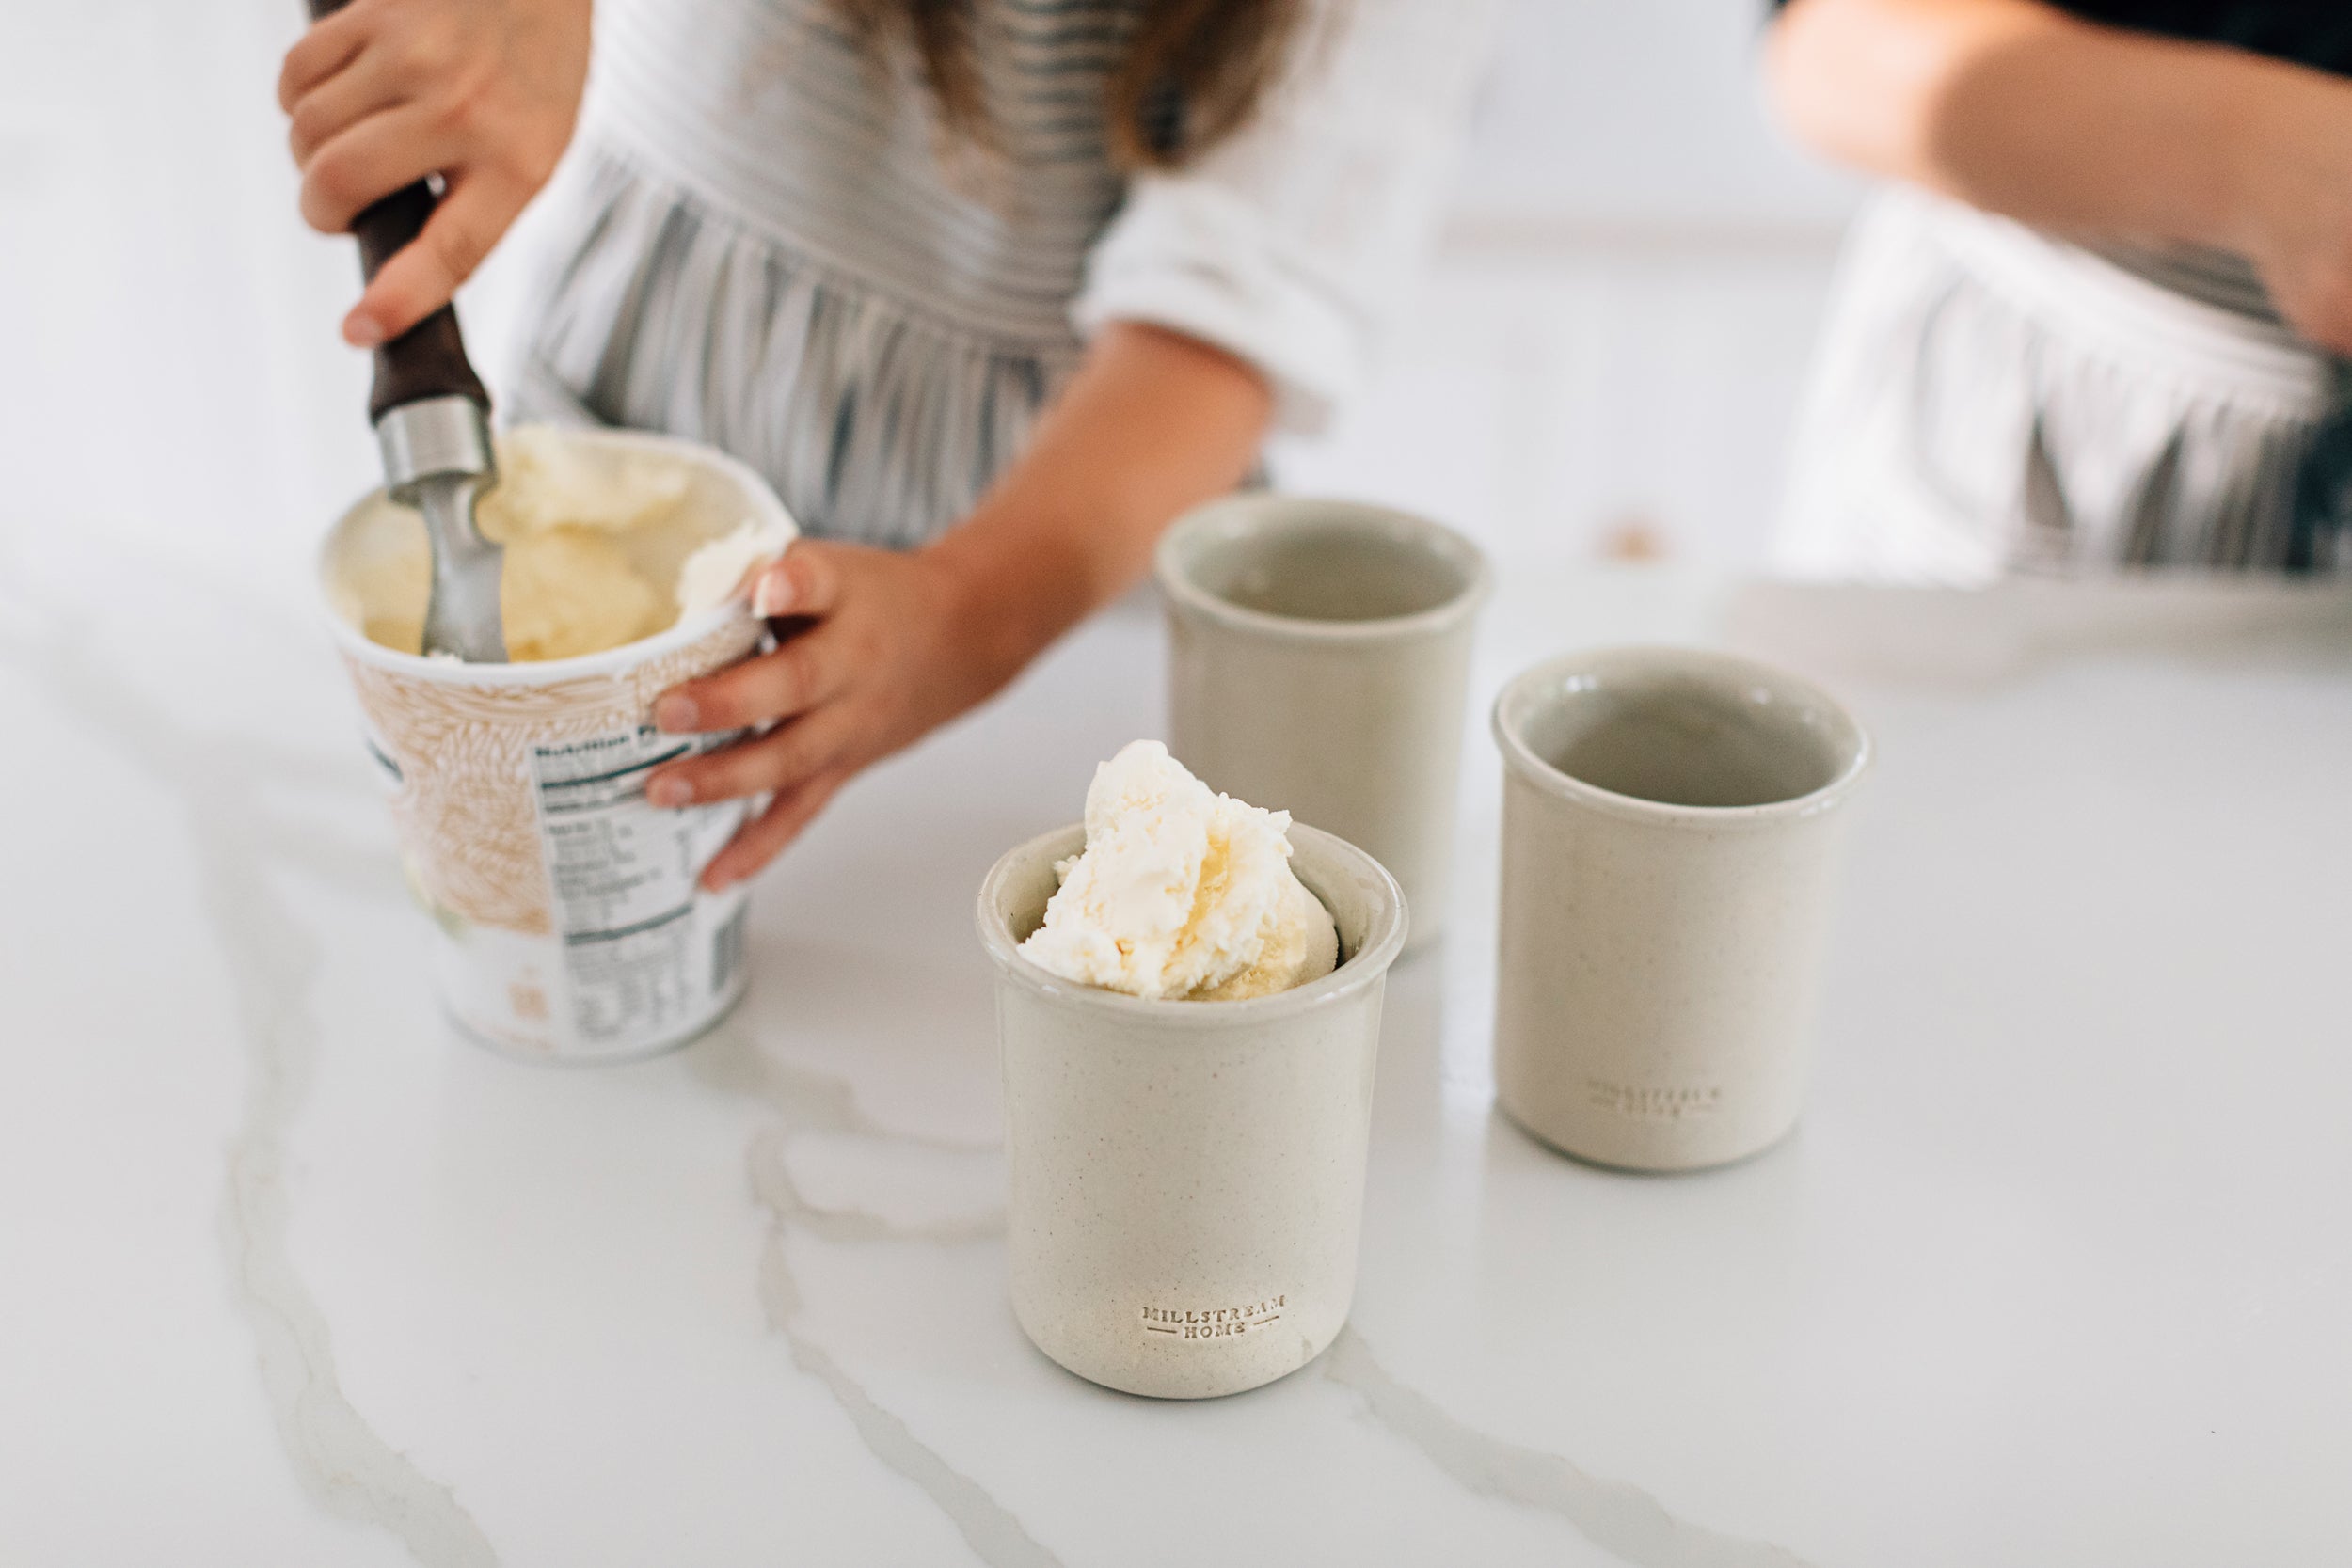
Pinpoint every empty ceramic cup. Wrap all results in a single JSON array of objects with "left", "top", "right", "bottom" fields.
[
  {"left": 1156, "top": 496, "right": 1488, "bottom": 952},
  {"left": 1490, "top": 647, "right": 1871, "bottom": 1171},
  {"left": 976, "top": 823, "right": 1407, "bottom": 1399}
]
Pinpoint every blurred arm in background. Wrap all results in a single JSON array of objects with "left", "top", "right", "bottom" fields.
[{"left": 1764, "top": 0, "right": 2352, "bottom": 352}]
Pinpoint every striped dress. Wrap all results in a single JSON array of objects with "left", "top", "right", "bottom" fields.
[
  {"left": 507, "top": 0, "right": 1495, "bottom": 547},
  {"left": 1776, "top": 191, "right": 2352, "bottom": 583},
  {"left": 1769, "top": 0, "right": 2352, "bottom": 580}
]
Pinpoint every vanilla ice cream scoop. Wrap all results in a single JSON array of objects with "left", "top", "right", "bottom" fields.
[
  {"left": 498, "top": 529, "right": 670, "bottom": 662},
  {"left": 474, "top": 424, "right": 693, "bottom": 541},
  {"left": 336, "top": 425, "right": 796, "bottom": 661},
  {"left": 1019, "top": 741, "right": 1340, "bottom": 1002}
]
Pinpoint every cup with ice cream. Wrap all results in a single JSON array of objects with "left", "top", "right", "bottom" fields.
[
  {"left": 320, "top": 424, "right": 795, "bottom": 1062},
  {"left": 976, "top": 740, "right": 1407, "bottom": 1398}
]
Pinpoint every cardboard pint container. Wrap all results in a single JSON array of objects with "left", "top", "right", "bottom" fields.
[
  {"left": 319, "top": 430, "right": 787, "bottom": 1063},
  {"left": 977, "top": 823, "right": 1407, "bottom": 1399}
]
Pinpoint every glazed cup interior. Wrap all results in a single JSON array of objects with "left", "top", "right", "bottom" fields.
[
  {"left": 1156, "top": 497, "right": 1488, "bottom": 633},
  {"left": 1496, "top": 647, "right": 1870, "bottom": 816}
]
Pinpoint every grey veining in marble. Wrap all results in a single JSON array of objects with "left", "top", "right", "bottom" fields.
[
  {"left": 1327, "top": 1333, "right": 1815, "bottom": 1568},
  {"left": 701, "top": 1033, "right": 1051, "bottom": 1566},
  {"left": 8, "top": 506, "right": 2352, "bottom": 1565},
  {"left": 0, "top": 587, "right": 497, "bottom": 1566},
  {"left": 9, "top": 535, "right": 2352, "bottom": 1566},
  {"left": 18, "top": 6, "right": 2347, "bottom": 1561}
]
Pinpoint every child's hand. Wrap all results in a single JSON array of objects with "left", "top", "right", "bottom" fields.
[
  {"left": 278, "top": 0, "right": 591, "bottom": 346},
  {"left": 642, "top": 322, "right": 1274, "bottom": 891},
  {"left": 644, "top": 543, "right": 1021, "bottom": 891}
]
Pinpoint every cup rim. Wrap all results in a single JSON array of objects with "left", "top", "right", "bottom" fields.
[
  {"left": 1152, "top": 493, "right": 1491, "bottom": 643},
  {"left": 314, "top": 425, "right": 790, "bottom": 686},
  {"left": 1491, "top": 645, "right": 1872, "bottom": 827},
  {"left": 974, "top": 820, "right": 1408, "bottom": 1026}
]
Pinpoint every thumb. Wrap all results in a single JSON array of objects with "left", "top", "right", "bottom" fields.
[{"left": 752, "top": 543, "right": 847, "bottom": 621}]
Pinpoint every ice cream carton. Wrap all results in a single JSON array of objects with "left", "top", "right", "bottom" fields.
[{"left": 318, "top": 429, "right": 787, "bottom": 1063}]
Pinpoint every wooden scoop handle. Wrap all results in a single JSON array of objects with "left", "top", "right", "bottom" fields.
[{"left": 304, "top": 0, "right": 491, "bottom": 424}]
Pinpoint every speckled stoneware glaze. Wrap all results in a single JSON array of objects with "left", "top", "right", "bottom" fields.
[
  {"left": 1157, "top": 497, "right": 1487, "bottom": 953},
  {"left": 1491, "top": 647, "right": 1871, "bottom": 1172},
  {"left": 977, "top": 823, "right": 1407, "bottom": 1399}
]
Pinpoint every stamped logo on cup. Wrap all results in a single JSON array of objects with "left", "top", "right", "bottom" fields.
[
  {"left": 1491, "top": 647, "right": 1872, "bottom": 1171},
  {"left": 1139, "top": 1295, "right": 1288, "bottom": 1342},
  {"left": 1584, "top": 1080, "right": 1723, "bottom": 1121}
]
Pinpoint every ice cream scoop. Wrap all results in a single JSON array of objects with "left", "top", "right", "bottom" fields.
[
  {"left": 310, "top": 0, "right": 507, "bottom": 662},
  {"left": 382, "top": 388, "right": 506, "bottom": 664},
  {"left": 1019, "top": 740, "right": 1339, "bottom": 1001}
]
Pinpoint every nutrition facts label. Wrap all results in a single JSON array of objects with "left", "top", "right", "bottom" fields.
[{"left": 531, "top": 725, "right": 747, "bottom": 1046}]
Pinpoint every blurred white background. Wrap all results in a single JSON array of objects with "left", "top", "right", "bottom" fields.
[
  {"left": 0, "top": 0, "right": 1861, "bottom": 609},
  {"left": 1282, "top": 0, "right": 1862, "bottom": 566}
]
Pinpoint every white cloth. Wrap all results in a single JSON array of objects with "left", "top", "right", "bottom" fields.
[
  {"left": 512, "top": 0, "right": 1493, "bottom": 545},
  {"left": 1074, "top": 0, "right": 1497, "bottom": 432},
  {"left": 1777, "top": 189, "right": 2348, "bottom": 584}
]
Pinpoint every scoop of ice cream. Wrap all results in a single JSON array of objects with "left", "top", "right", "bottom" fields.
[
  {"left": 1184, "top": 870, "right": 1341, "bottom": 1001},
  {"left": 1019, "top": 740, "right": 1339, "bottom": 1002},
  {"left": 474, "top": 424, "right": 692, "bottom": 543},
  {"left": 336, "top": 425, "right": 796, "bottom": 661},
  {"left": 339, "top": 523, "right": 668, "bottom": 660},
  {"left": 675, "top": 516, "right": 795, "bottom": 618},
  {"left": 499, "top": 528, "right": 670, "bottom": 662}
]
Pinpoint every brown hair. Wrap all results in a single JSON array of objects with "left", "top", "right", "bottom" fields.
[{"left": 833, "top": 0, "right": 1309, "bottom": 170}]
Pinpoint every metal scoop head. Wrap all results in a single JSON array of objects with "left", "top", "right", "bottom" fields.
[{"left": 380, "top": 395, "right": 506, "bottom": 663}]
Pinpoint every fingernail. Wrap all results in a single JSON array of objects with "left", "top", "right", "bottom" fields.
[
  {"left": 753, "top": 568, "right": 793, "bottom": 619},
  {"left": 345, "top": 314, "right": 384, "bottom": 348},
  {"left": 654, "top": 695, "right": 698, "bottom": 732},
  {"left": 648, "top": 776, "right": 692, "bottom": 809}
]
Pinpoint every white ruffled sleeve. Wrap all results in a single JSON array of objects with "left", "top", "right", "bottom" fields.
[{"left": 1071, "top": 0, "right": 1501, "bottom": 435}]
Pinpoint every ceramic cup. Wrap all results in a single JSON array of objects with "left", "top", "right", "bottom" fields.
[
  {"left": 1156, "top": 496, "right": 1488, "bottom": 953},
  {"left": 977, "top": 823, "right": 1407, "bottom": 1399},
  {"left": 1490, "top": 647, "right": 1871, "bottom": 1171}
]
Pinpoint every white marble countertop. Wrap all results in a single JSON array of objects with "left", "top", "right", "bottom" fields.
[{"left": 4, "top": 549, "right": 2349, "bottom": 1568}]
